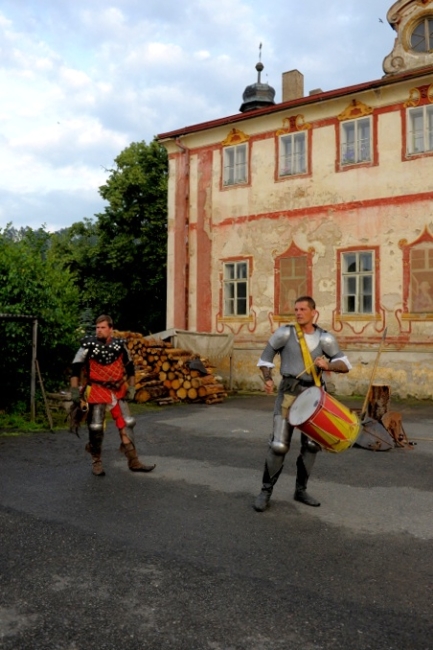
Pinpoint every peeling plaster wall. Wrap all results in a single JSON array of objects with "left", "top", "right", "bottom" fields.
[{"left": 162, "top": 73, "right": 433, "bottom": 398}]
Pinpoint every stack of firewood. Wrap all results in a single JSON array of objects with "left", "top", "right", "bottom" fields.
[{"left": 114, "top": 331, "right": 227, "bottom": 406}]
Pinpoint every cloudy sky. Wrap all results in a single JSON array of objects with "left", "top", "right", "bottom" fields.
[{"left": 0, "top": 0, "right": 396, "bottom": 232}]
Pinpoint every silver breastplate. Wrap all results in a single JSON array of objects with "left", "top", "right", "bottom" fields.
[{"left": 279, "top": 328, "right": 322, "bottom": 377}]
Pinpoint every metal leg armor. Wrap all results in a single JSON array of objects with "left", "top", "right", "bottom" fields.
[
  {"left": 294, "top": 434, "right": 321, "bottom": 507},
  {"left": 253, "top": 416, "right": 294, "bottom": 512},
  {"left": 117, "top": 399, "right": 136, "bottom": 444},
  {"left": 115, "top": 400, "right": 156, "bottom": 474},
  {"left": 86, "top": 404, "right": 106, "bottom": 476},
  {"left": 87, "top": 404, "right": 106, "bottom": 453}
]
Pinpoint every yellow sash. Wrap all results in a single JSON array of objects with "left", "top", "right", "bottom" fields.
[{"left": 294, "top": 322, "right": 321, "bottom": 387}]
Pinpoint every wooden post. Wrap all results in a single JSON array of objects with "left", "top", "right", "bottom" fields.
[
  {"left": 36, "top": 359, "right": 54, "bottom": 431},
  {"left": 367, "top": 384, "right": 391, "bottom": 421},
  {"left": 30, "top": 318, "right": 38, "bottom": 422}
]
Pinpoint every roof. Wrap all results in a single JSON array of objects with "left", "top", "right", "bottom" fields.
[{"left": 157, "top": 64, "right": 433, "bottom": 142}]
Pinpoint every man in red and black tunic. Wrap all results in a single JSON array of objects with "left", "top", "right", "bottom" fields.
[{"left": 70, "top": 314, "right": 156, "bottom": 476}]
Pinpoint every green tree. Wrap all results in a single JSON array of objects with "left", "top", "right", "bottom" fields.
[
  {"left": 0, "top": 225, "right": 81, "bottom": 410},
  {"left": 51, "top": 139, "right": 168, "bottom": 334},
  {"left": 95, "top": 138, "right": 168, "bottom": 333}
]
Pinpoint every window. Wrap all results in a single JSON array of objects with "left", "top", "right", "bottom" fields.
[
  {"left": 407, "top": 105, "right": 433, "bottom": 155},
  {"left": 223, "top": 261, "right": 248, "bottom": 316},
  {"left": 340, "top": 117, "right": 371, "bottom": 166},
  {"left": 223, "top": 144, "right": 248, "bottom": 186},
  {"left": 410, "top": 17, "right": 433, "bottom": 52},
  {"left": 342, "top": 251, "right": 374, "bottom": 314},
  {"left": 273, "top": 243, "right": 313, "bottom": 322},
  {"left": 279, "top": 133, "right": 307, "bottom": 177},
  {"left": 410, "top": 246, "right": 433, "bottom": 312},
  {"left": 278, "top": 256, "right": 308, "bottom": 313},
  {"left": 400, "top": 232, "right": 433, "bottom": 319}
]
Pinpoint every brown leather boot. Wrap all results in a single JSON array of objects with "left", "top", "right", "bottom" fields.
[
  {"left": 85, "top": 443, "right": 105, "bottom": 476},
  {"left": 120, "top": 442, "right": 156, "bottom": 473}
]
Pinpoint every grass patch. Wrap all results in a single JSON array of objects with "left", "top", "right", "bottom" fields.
[
  {"left": 0, "top": 400, "right": 187, "bottom": 436},
  {"left": 0, "top": 412, "right": 54, "bottom": 435}
]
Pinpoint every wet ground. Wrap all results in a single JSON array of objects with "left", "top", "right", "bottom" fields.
[{"left": 0, "top": 393, "right": 432, "bottom": 649}]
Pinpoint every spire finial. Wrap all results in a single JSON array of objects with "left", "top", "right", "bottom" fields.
[
  {"left": 256, "top": 43, "right": 264, "bottom": 82},
  {"left": 239, "top": 41, "right": 275, "bottom": 113}
]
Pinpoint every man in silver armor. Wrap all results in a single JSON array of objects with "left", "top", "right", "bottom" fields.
[{"left": 254, "top": 296, "right": 351, "bottom": 512}]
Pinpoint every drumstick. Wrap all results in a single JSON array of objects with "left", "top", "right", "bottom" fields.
[
  {"left": 258, "top": 374, "right": 275, "bottom": 393},
  {"left": 296, "top": 357, "right": 325, "bottom": 379}
]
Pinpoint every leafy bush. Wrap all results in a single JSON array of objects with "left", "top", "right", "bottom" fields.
[{"left": 0, "top": 225, "right": 81, "bottom": 410}]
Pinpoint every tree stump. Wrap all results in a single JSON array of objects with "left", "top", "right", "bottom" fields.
[{"left": 367, "top": 384, "right": 390, "bottom": 421}]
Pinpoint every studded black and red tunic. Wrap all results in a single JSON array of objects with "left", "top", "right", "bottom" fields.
[{"left": 71, "top": 335, "right": 135, "bottom": 404}]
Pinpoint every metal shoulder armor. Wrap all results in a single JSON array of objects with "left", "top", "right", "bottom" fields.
[
  {"left": 72, "top": 346, "right": 89, "bottom": 364},
  {"left": 319, "top": 329, "right": 342, "bottom": 359},
  {"left": 72, "top": 335, "right": 95, "bottom": 364},
  {"left": 267, "top": 325, "right": 293, "bottom": 351}
]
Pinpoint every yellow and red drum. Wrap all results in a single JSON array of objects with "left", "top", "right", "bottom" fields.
[{"left": 288, "top": 386, "right": 360, "bottom": 453}]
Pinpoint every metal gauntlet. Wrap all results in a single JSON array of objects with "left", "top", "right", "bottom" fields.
[{"left": 261, "top": 367, "right": 273, "bottom": 382}]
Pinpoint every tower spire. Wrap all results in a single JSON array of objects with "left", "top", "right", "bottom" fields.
[{"left": 239, "top": 44, "right": 275, "bottom": 113}]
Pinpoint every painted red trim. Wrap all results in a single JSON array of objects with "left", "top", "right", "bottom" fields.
[
  {"left": 172, "top": 150, "right": 189, "bottom": 329},
  {"left": 196, "top": 150, "right": 213, "bottom": 331},
  {"left": 216, "top": 191, "right": 433, "bottom": 228}
]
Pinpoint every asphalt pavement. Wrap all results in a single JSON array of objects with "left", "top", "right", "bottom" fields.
[{"left": 0, "top": 393, "right": 432, "bottom": 650}]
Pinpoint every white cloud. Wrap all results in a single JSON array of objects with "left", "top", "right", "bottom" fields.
[
  {"left": 0, "top": 0, "right": 395, "bottom": 231},
  {"left": 59, "top": 66, "right": 92, "bottom": 88}
]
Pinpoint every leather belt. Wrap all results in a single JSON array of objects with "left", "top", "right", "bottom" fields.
[
  {"left": 89, "top": 379, "right": 123, "bottom": 390},
  {"left": 283, "top": 375, "right": 314, "bottom": 388}
]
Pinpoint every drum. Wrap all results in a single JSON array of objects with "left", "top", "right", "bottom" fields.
[{"left": 288, "top": 386, "right": 360, "bottom": 453}]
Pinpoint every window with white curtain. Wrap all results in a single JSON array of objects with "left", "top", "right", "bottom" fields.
[
  {"left": 279, "top": 132, "right": 307, "bottom": 177},
  {"left": 223, "top": 144, "right": 248, "bottom": 186},
  {"left": 340, "top": 117, "right": 371, "bottom": 166}
]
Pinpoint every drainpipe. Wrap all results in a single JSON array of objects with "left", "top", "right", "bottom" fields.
[{"left": 175, "top": 138, "right": 190, "bottom": 331}]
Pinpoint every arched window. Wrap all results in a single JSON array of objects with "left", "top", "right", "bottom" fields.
[
  {"left": 410, "top": 17, "right": 433, "bottom": 52},
  {"left": 399, "top": 229, "right": 433, "bottom": 319},
  {"left": 274, "top": 242, "right": 313, "bottom": 322}
]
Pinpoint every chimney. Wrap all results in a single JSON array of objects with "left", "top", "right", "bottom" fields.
[{"left": 282, "top": 70, "right": 304, "bottom": 102}]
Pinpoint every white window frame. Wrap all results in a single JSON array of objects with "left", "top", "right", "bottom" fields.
[
  {"left": 278, "top": 132, "right": 307, "bottom": 177},
  {"left": 223, "top": 143, "right": 248, "bottom": 186},
  {"left": 341, "top": 251, "right": 374, "bottom": 314},
  {"left": 340, "top": 117, "right": 372, "bottom": 166},
  {"left": 223, "top": 261, "right": 248, "bottom": 316},
  {"left": 407, "top": 105, "right": 433, "bottom": 155}
]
